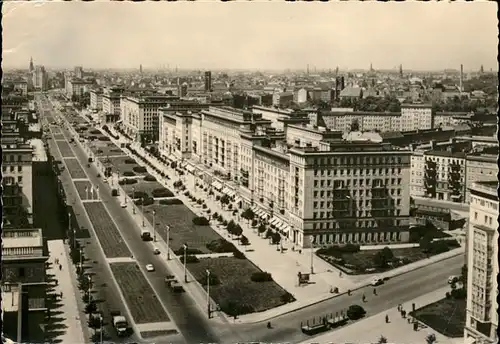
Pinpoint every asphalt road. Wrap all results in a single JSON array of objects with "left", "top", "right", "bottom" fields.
[
  {"left": 43, "top": 93, "right": 465, "bottom": 344},
  {"left": 46, "top": 97, "right": 232, "bottom": 344}
]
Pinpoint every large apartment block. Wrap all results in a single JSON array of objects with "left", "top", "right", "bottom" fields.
[
  {"left": 159, "top": 105, "right": 411, "bottom": 248},
  {"left": 464, "top": 181, "right": 498, "bottom": 344}
]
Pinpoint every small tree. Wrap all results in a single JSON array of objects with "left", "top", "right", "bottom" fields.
[
  {"left": 227, "top": 220, "right": 236, "bottom": 235},
  {"left": 233, "top": 224, "right": 243, "bottom": 238},
  {"left": 240, "top": 235, "right": 249, "bottom": 246},
  {"left": 258, "top": 224, "right": 266, "bottom": 235},
  {"left": 378, "top": 335, "right": 388, "bottom": 344},
  {"left": 425, "top": 334, "right": 437, "bottom": 344},
  {"left": 251, "top": 219, "right": 258, "bottom": 227},
  {"left": 220, "top": 194, "right": 231, "bottom": 208}
]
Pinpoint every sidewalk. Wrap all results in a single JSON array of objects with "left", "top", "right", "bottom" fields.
[
  {"left": 47, "top": 240, "right": 88, "bottom": 344},
  {"left": 298, "top": 286, "right": 463, "bottom": 344}
]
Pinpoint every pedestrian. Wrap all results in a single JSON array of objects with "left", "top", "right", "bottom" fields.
[
  {"left": 55, "top": 280, "right": 58, "bottom": 286},
  {"left": 59, "top": 264, "right": 62, "bottom": 271},
  {"left": 60, "top": 292, "right": 63, "bottom": 299},
  {"left": 402, "top": 310, "right": 406, "bottom": 318},
  {"left": 385, "top": 314, "right": 389, "bottom": 323}
]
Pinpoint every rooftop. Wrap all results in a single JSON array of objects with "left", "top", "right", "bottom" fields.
[
  {"left": 2, "top": 228, "right": 44, "bottom": 249},
  {"left": 425, "top": 150, "right": 467, "bottom": 159},
  {"left": 470, "top": 181, "right": 498, "bottom": 200},
  {"left": 1, "top": 287, "right": 20, "bottom": 313}
]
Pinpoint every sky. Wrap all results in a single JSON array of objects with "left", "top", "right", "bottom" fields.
[{"left": 2, "top": 1, "right": 498, "bottom": 71}]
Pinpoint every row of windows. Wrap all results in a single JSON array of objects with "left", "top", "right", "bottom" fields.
[
  {"left": 314, "top": 167, "right": 402, "bottom": 177},
  {"left": 471, "top": 196, "right": 498, "bottom": 210},
  {"left": 2, "top": 165, "right": 23, "bottom": 173},
  {"left": 311, "top": 220, "right": 403, "bottom": 231},
  {"left": 313, "top": 156, "right": 404, "bottom": 166},
  {"left": 314, "top": 178, "right": 403, "bottom": 188},
  {"left": 313, "top": 198, "right": 402, "bottom": 208}
]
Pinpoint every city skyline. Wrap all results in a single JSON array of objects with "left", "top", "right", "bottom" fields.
[{"left": 2, "top": 1, "right": 498, "bottom": 71}]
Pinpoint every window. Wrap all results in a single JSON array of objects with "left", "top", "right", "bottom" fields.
[
  {"left": 18, "top": 176, "right": 23, "bottom": 183},
  {"left": 17, "top": 166, "right": 22, "bottom": 172},
  {"left": 10, "top": 166, "right": 14, "bottom": 172},
  {"left": 19, "top": 267, "right": 26, "bottom": 278}
]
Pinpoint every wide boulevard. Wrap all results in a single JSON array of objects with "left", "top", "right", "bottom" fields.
[{"left": 42, "top": 92, "right": 463, "bottom": 344}]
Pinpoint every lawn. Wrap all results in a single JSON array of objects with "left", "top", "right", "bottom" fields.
[
  {"left": 83, "top": 202, "right": 131, "bottom": 258},
  {"left": 110, "top": 262, "right": 170, "bottom": 324},
  {"left": 89, "top": 140, "right": 125, "bottom": 158},
  {"left": 410, "top": 297, "right": 466, "bottom": 338},
  {"left": 143, "top": 204, "right": 223, "bottom": 253},
  {"left": 103, "top": 156, "right": 146, "bottom": 176},
  {"left": 64, "top": 158, "right": 87, "bottom": 179},
  {"left": 55, "top": 140, "right": 75, "bottom": 158},
  {"left": 74, "top": 180, "right": 94, "bottom": 200},
  {"left": 53, "top": 134, "right": 65, "bottom": 140},
  {"left": 187, "top": 256, "right": 291, "bottom": 315},
  {"left": 318, "top": 241, "right": 459, "bottom": 275},
  {"left": 121, "top": 180, "right": 167, "bottom": 198}
]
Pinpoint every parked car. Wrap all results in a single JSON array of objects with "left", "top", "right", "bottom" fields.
[
  {"left": 146, "top": 264, "right": 155, "bottom": 272},
  {"left": 448, "top": 275, "right": 459, "bottom": 284},
  {"left": 346, "top": 304, "right": 366, "bottom": 320},
  {"left": 120, "top": 203, "right": 127, "bottom": 208},
  {"left": 153, "top": 248, "right": 160, "bottom": 255},
  {"left": 370, "top": 277, "right": 383, "bottom": 286}
]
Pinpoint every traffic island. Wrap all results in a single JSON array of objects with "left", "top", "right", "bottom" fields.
[{"left": 409, "top": 297, "right": 466, "bottom": 337}]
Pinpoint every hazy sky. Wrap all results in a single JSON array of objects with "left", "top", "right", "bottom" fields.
[{"left": 2, "top": 1, "right": 498, "bottom": 71}]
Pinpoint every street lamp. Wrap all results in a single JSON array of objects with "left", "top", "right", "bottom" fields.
[
  {"left": 141, "top": 198, "right": 145, "bottom": 227},
  {"left": 132, "top": 187, "right": 136, "bottom": 214},
  {"left": 166, "top": 226, "right": 170, "bottom": 260},
  {"left": 310, "top": 235, "right": 315, "bottom": 274},
  {"left": 152, "top": 210, "right": 157, "bottom": 242},
  {"left": 79, "top": 247, "right": 83, "bottom": 274},
  {"left": 206, "top": 269, "right": 211, "bottom": 318},
  {"left": 183, "top": 243, "right": 188, "bottom": 283}
]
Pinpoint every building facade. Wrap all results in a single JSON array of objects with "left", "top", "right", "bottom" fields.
[
  {"left": 90, "top": 89, "right": 103, "bottom": 112},
  {"left": 31, "top": 66, "right": 48, "bottom": 92},
  {"left": 102, "top": 87, "right": 124, "bottom": 122},
  {"left": 465, "top": 154, "right": 497, "bottom": 203},
  {"left": 464, "top": 181, "right": 498, "bottom": 344}
]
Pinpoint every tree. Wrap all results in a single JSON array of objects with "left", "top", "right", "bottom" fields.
[
  {"left": 258, "top": 224, "right": 266, "bottom": 235},
  {"left": 419, "top": 234, "right": 433, "bottom": 252},
  {"left": 426, "top": 334, "right": 437, "bottom": 344},
  {"left": 85, "top": 301, "right": 97, "bottom": 315},
  {"left": 233, "top": 224, "right": 243, "bottom": 238},
  {"left": 373, "top": 251, "right": 389, "bottom": 268},
  {"left": 378, "top": 335, "right": 388, "bottom": 343},
  {"left": 271, "top": 232, "right": 281, "bottom": 245},
  {"left": 350, "top": 119, "right": 360, "bottom": 132},
  {"left": 220, "top": 194, "right": 231, "bottom": 208},
  {"left": 381, "top": 247, "right": 394, "bottom": 261},
  {"left": 227, "top": 220, "right": 237, "bottom": 235},
  {"left": 240, "top": 235, "right": 249, "bottom": 246}
]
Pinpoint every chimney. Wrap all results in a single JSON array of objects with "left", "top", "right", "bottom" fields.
[
  {"left": 430, "top": 140, "right": 436, "bottom": 150},
  {"left": 460, "top": 64, "right": 463, "bottom": 93}
]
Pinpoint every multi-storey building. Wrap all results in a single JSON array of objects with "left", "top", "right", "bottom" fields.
[
  {"left": 400, "top": 104, "right": 433, "bottom": 131},
  {"left": 66, "top": 78, "right": 93, "bottom": 99},
  {"left": 464, "top": 181, "right": 498, "bottom": 344},
  {"left": 1, "top": 228, "right": 48, "bottom": 343},
  {"left": 31, "top": 66, "right": 48, "bottom": 92},
  {"left": 465, "top": 153, "right": 497, "bottom": 203},
  {"left": 102, "top": 86, "right": 125, "bottom": 122},
  {"left": 272, "top": 92, "right": 294, "bottom": 108},
  {"left": 1, "top": 142, "right": 34, "bottom": 226},
  {"left": 121, "top": 94, "right": 179, "bottom": 142},
  {"left": 160, "top": 106, "right": 412, "bottom": 248},
  {"left": 90, "top": 88, "right": 103, "bottom": 112},
  {"left": 13, "top": 79, "right": 29, "bottom": 95}
]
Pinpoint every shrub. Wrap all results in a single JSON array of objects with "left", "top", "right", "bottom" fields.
[
  {"left": 174, "top": 247, "right": 203, "bottom": 255},
  {"left": 250, "top": 271, "right": 273, "bottom": 283},
  {"left": 450, "top": 288, "right": 466, "bottom": 299},
  {"left": 184, "top": 191, "right": 190, "bottom": 197},
  {"left": 133, "top": 166, "right": 147, "bottom": 173},
  {"left": 123, "top": 171, "right": 135, "bottom": 177},
  {"left": 98, "top": 136, "right": 110, "bottom": 141},
  {"left": 192, "top": 216, "right": 210, "bottom": 226},
  {"left": 124, "top": 158, "right": 136, "bottom": 164},
  {"left": 144, "top": 175, "right": 157, "bottom": 182},
  {"left": 202, "top": 204, "right": 207, "bottom": 209},
  {"left": 111, "top": 189, "right": 118, "bottom": 197},
  {"left": 152, "top": 188, "right": 174, "bottom": 198},
  {"left": 251, "top": 219, "right": 258, "bottom": 227},
  {"left": 346, "top": 304, "right": 366, "bottom": 320},
  {"left": 445, "top": 291, "right": 451, "bottom": 299},
  {"left": 206, "top": 239, "right": 237, "bottom": 253},
  {"left": 180, "top": 255, "right": 200, "bottom": 264},
  {"left": 240, "top": 236, "right": 250, "bottom": 246},
  {"left": 90, "top": 129, "right": 101, "bottom": 135},
  {"left": 280, "top": 292, "right": 295, "bottom": 303},
  {"left": 213, "top": 212, "right": 219, "bottom": 219},
  {"left": 135, "top": 196, "right": 153, "bottom": 206},
  {"left": 159, "top": 198, "right": 183, "bottom": 205},
  {"left": 224, "top": 301, "right": 254, "bottom": 317},
  {"left": 233, "top": 250, "right": 246, "bottom": 259}
]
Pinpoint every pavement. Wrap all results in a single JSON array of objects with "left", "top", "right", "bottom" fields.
[
  {"left": 298, "top": 286, "right": 464, "bottom": 344},
  {"left": 46, "top": 240, "right": 88, "bottom": 344}
]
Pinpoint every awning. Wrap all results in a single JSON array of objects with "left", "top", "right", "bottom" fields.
[
  {"left": 222, "top": 187, "right": 231, "bottom": 195},
  {"left": 180, "top": 161, "right": 187, "bottom": 168},
  {"left": 282, "top": 225, "right": 291, "bottom": 234},
  {"left": 167, "top": 155, "right": 177, "bottom": 162},
  {"left": 255, "top": 209, "right": 264, "bottom": 217},
  {"left": 251, "top": 205, "right": 259, "bottom": 213},
  {"left": 279, "top": 222, "right": 289, "bottom": 232},
  {"left": 270, "top": 218, "right": 279, "bottom": 226},
  {"left": 212, "top": 181, "right": 223, "bottom": 191},
  {"left": 234, "top": 197, "right": 242, "bottom": 204},
  {"left": 185, "top": 165, "right": 195, "bottom": 173},
  {"left": 260, "top": 212, "right": 269, "bottom": 219}
]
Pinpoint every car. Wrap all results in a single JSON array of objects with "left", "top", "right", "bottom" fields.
[
  {"left": 153, "top": 248, "right": 160, "bottom": 255},
  {"left": 146, "top": 264, "right": 155, "bottom": 272},
  {"left": 120, "top": 203, "right": 127, "bottom": 208},
  {"left": 370, "top": 277, "right": 383, "bottom": 286},
  {"left": 448, "top": 275, "right": 459, "bottom": 284}
]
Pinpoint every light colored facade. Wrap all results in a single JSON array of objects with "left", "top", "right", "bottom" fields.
[
  {"left": 32, "top": 66, "right": 48, "bottom": 92},
  {"left": 272, "top": 92, "right": 294, "bottom": 108},
  {"left": 295, "top": 88, "right": 308, "bottom": 104},
  {"left": 400, "top": 104, "right": 433, "bottom": 132},
  {"left": 251, "top": 105, "right": 294, "bottom": 130},
  {"left": 410, "top": 150, "right": 426, "bottom": 197},
  {"left": 465, "top": 154, "right": 497, "bottom": 203},
  {"left": 464, "top": 181, "right": 498, "bottom": 344},
  {"left": 161, "top": 107, "right": 412, "bottom": 248},
  {"left": 1, "top": 143, "right": 34, "bottom": 220},
  {"left": 90, "top": 89, "right": 103, "bottom": 111},
  {"left": 66, "top": 79, "right": 92, "bottom": 98},
  {"left": 102, "top": 87, "right": 123, "bottom": 118},
  {"left": 121, "top": 95, "right": 179, "bottom": 141},
  {"left": 13, "top": 80, "right": 28, "bottom": 95}
]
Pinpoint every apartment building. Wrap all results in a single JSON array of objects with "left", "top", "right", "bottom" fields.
[
  {"left": 102, "top": 86, "right": 125, "bottom": 122},
  {"left": 66, "top": 78, "right": 93, "bottom": 98},
  {"left": 272, "top": 92, "right": 294, "bottom": 108},
  {"left": 2, "top": 228, "right": 48, "bottom": 343},
  {"left": 1, "top": 142, "right": 34, "bottom": 226},
  {"left": 13, "top": 80, "right": 29, "bottom": 95},
  {"left": 251, "top": 105, "right": 295, "bottom": 130},
  {"left": 400, "top": 104, "right": 433, "bottom": 131},
  {"left": 31, "top": 66, "right": 48, "bottom": 92},
  {"left": 121, "top": 94, "right": 179, "bottom": 141},
  {"left": 464, "top": 181, "right": 498, "bottom": 344},
  {"left": 465, "top": 153, "right": 497, "bottom": 203},
  {"left": 90, "top": 88, "right": 103, "bottom": 112}
]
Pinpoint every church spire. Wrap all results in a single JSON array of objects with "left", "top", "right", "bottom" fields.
[{"left": 29, "top": 57, "right": 34, "bottom": 72}]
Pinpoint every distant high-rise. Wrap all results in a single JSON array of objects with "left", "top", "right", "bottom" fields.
[
  {"left": 399, "top": 64, "right": 403, "bottom": 77},
  {"left": 460, "top": 64, "right": 464, "bottom": 93},
  {"left": 370, "top": 63, "right": 373, "bottom": 71},
  {"left": 140, "top": 64, "right": 143, "bottom": 74},
  {"left": 335, "top": 66, "right": 339, "bottom": 76},
  {"left": 307, "top": 64, "right": 310, "bottom": 75},
  {"left": 29, "top": 57, "right": 34, "bottom": 72},
  {"left": 74, "top": 66, "right": 84, "bottom": 79},
  {"left": 204, "top": 71, "right": 212, "bottom": 92},
  {"left": 480, "top": 65, "right": 484, "bottom": 73}
]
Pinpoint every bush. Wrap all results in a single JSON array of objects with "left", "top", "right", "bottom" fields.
[
  {"left": 174, "top": 247, "right": 203, "bottom": 255},
  {"left": 250, "top": 271, "right": 273, "bottom": 283},
  {"left": 133, "top": 166, "right": 147, "bottom": 173},
  {"left": 135, "top": 196, "right": 153, "bottom": 206},
  {"left": 224, "top": 301, "right": 254, "bottom": 317},
  {"left": 98, "top": 136, "right": 110, "bottom": 141},
  {"left": 280, "top": 292, "right": 295, "bottom": 303},
  {"left": 180, "top": 255, "right": 200, "bottom": 264},
  {"left": 123, "top": 171, "right": 135, "bottom": 177},
  {"left": 213, "top": 212, "right": 219, "bottom": 219},
  {"left": 159, "top": 198, "right": 184, "bottom": 205},
  {"left": 184, "top": 191, "right": 190, "bottom": 197},
  {"left": 346, "top": 304, "right": 366, "bottom": 320},
  {"left": 144, "top": 175, "right": 157, "bottom": 182},
  {"left": 233, "top": 250, "right": 246, "bottom": 259},
  {"left": 124, "top": 158, "right": 136, "bottom": 164},
  {"left": 152, "top": 188, "right": 174, "bottom": 198},
  {"left": 206, "top": 239, "right": 237, "bottom": 253},
  {"left": 192, "top": 216, "right": 210, "bottom": 226},
  {"left": 445, "top": 291, "right": 451, "bottom": 299},
  {"left": 450, "top": 288, "right": 466, "bottom": 299},
  {"left": 90, "top": 129, "right": 101, "bottom": 135},
  {"left": 111, "top": 189, "right": 118, "bottom": 197},
  {"left": 240, "top": 236, "right": 250, "bottom": 246},
  {"left": 251, "top": 219, "right": 258, "bottom": 227}
]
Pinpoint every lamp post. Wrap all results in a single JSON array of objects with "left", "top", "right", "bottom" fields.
[
  {"left": 79, "top": 247, "right": 83, "bottom": 274},
  {"left": 183, "top": 244, "right": 188, "bottom": 283},
  {"left": 310, "top": 235, "right": 315, "bottom": 274},
  {"left": 99, "top": 315, "right": 103, "bottom": 344},
  {"left": 132, "top": 187, "right": 136, "bottom": 214},
  {"left": 87, "top": 275, "right": 92, "bottom": 301},
  {"left": 206, "top": 269, "right": 211, "bottom": 318},
  {"left": 152, "top": 210, "right": 157, "bottom": 242},
  {"left": 166, "top": 226, "right": 170, "bottom": 260},
  {"left": 141, "top": 198, "right": 145, "bottom": 227}
]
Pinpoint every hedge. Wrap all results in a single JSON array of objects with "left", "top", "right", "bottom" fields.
[
  {"left": 180, "top": 255, "right": 200, "bottom": 264},
  {"left": 122, "top": 171, "right": 135, "bottom": 177},
  {"left": 174, "top": 247, "right": 203, "bottom": 255},
  {"left": 98, "top": 137, "right": 111, "bottom": 141},
  {"left": 118, "top": 178, "right": 138, "bottom": 185},
  {"left": 135, "top": 197, "right": 154, "bottom": 206},
  {"left": 152, "top": 188, "right": 174, "bottom": 198},
  {"left": 159, "top": 198, "right": 183, "bottom": 205},
  {"left": 206, "top": 239, "right": 236, "bottom": 253},
  {"left": 250, "top": 271, "right": 273, "bottom": 283},
  {"left": 192, "top": 216, "right": 210, "bottom": 226},
  {"left": 132, "top": 166, "right": 147, "bottom": 173},
  {"left": 124, "top": 158, "right": 136, "bottom": 164},
  {"left": 143, "top": 175, "right": 157, "bottom": 182}
]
